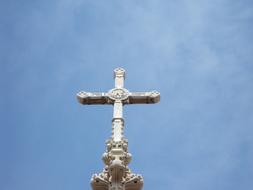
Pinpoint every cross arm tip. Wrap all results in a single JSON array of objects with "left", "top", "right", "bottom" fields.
[
  {"left": 150, "top": 90, "right": 160, "bottom": 103},
  {"left": 147, "top": 90, "right": 160, "bottom": 103}
]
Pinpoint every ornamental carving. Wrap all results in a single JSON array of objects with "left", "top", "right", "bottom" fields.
[{"left": 108, "top": 88, "right": 129, "bottom": 101}]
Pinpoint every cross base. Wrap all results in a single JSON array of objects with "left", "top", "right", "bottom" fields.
[{"left": 90, "top": 138, "right": 143, "bottom": 190}]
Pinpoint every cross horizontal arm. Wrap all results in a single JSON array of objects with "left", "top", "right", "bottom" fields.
[
  {"left": 127, "top": 91, "right": 160, "bottom": 104},
  {"left": 77, "top": 91, "right": 112, "bottom": 105}
]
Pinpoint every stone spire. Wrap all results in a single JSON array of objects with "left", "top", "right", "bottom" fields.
[{"left": 77, "top": 68, "right": 160, "bottom": 190}]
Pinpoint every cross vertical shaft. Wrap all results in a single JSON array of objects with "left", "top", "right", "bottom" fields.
[{"left": 112, "top": 68, "right": 125, "bottom": 142}]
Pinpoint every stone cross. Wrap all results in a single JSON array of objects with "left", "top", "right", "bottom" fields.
[
  {"left": 77, "top": 68, "right": 160, "bottom": 190},
  {"left": 77, "top": 68, "right": 160, "bottom": 142}
]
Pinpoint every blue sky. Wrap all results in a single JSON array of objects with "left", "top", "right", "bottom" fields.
[{"left": 1, "top": 0, "right": 253, "bottom": 190}]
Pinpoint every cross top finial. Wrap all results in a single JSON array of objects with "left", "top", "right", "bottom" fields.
[{"left": 113, "top": 67, "right": 125, "bottom": 79}]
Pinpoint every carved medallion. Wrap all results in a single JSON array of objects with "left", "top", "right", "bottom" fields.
[{"left": 108, "top": 88, "right": 129, "bottom": 101}]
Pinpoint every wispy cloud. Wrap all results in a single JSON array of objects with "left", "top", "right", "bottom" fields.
[{"left": 1, "top": 0, "right": 253, "bottom": 190}]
